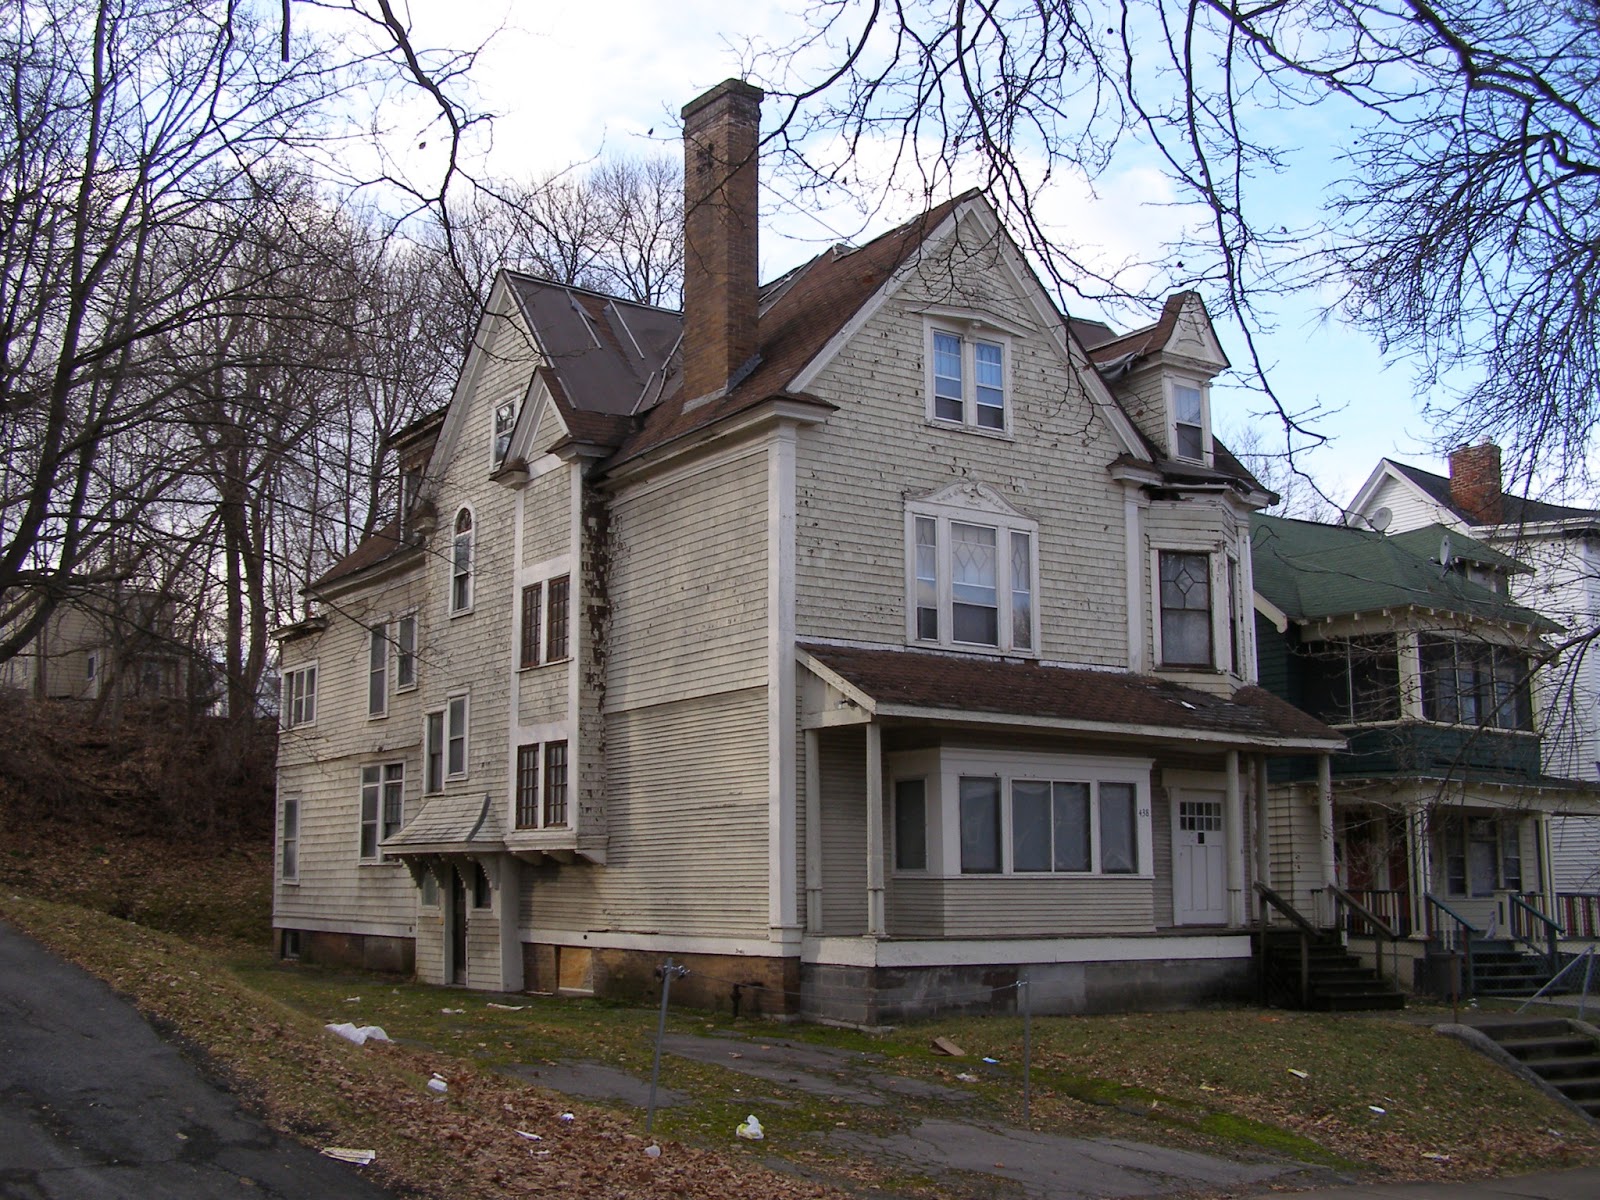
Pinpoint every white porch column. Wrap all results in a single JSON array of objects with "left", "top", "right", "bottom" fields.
[
  {"left": 1407, "top": 807, "right": 1432, "bottom": 936},
  {"left": 1255, "top": 755, "right": 1271, "bottom": 893},
  {"left": 804, "top": 729, "right": 822, "bottom": 933},
  {"left": 1225, "top": 750, "right": 1244, "bottom": 926},
  {"left": 1316, "top": 754, "right": 1336, "bottom": 924},
  {"left": 497, "top": 854, "right": 522, "bottom": 992},
  {"left": 865, "top": 722, "right": 886, "bottom": 936}
]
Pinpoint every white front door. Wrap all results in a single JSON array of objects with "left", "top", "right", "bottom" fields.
[{"left": 1174, "top": 791, "right": 1227, "bottom": 925}]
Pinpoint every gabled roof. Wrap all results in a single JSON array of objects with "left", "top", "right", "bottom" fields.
[
  {"left": 1369, "top": 459, "right": 1600, "bottom": 531},
  {"left": 801, "top": 643, "right": 1341, "bottom": 750},
  {"left": 1388, "top": 523, "right": 1528, "bottom": 574},
  {"left": 1251, "top": 514, "right": 1555, "bottom": 630},
  {"left": 611, "top": 193, "right": 974, "bottom": 465},
  {"left": 1085, "top": 291, "right": 1230, "bottom": 375}
]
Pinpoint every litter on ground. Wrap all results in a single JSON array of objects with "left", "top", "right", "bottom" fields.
[
  {"left": 1287, "top": 1068, "right": 1309, "bottom": 1079},
  {"left": 324, "top": 1022, "right": 390, "bottom": 1046},
  {"left": 320, "top": 1148, "right": 376, "bottom": 1166},
  {"left": 931, "top": 1037, "right": 966, "bottom": 1057},
  {"left": 736, "top": 1114, "right": 764, "bottom": 1140}
]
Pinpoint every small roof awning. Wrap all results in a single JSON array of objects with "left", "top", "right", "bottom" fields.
[
  {"left": 384, "top": 793, "right": 505, "bottom": 858},
  {"left": 799, "top": 643, "right": 1344, "bottom": 754}
]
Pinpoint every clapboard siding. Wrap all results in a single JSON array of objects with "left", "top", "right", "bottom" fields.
[
  {"left": 1551, "top": 816, "right": 1600, "bottom": 890},
  {"left": 525, "top": 686, "right": 769, "bottom": 937},
  {"left": 1267, "top": 783, "right": 1324, "bottom": 916},
  {"left": 606, "top": 447, "right": 769, "bottom": 711},
  {"left": 892, "top": 876, "right": 1155, "bottom": 936},
  {"left": 516, "top": 666, "right": 567, "bottom": 724},
  {"left": 522, "top": 467, "right": 570, "bottom": 569},
  {"left": 818, "top": 727, "right": 869, "bottom": 935},
  {"left": 794, "top": 218, "right": 1129, "bottom": 668}
]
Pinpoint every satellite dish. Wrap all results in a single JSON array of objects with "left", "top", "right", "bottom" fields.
[
  {"left": 1368, "top": 506, "right": 1392, "bottom": 533},
  {"left": 1439, "top": 533, "right": 1453, "bottom": 572}
]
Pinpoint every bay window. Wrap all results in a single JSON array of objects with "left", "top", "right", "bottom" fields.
[
  {"left": 1420, "top": 636, "right": 1531, "bottom": 730},
  {"left": 1158, "top": 551, "right": 1214, "bottom": 667}
]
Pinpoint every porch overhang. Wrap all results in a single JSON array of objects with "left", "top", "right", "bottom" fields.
[
  {"left": 798, "top": 643, "right": 1344, "bottom": 755},
  {"left": 1328, "top": 775, "right": 1600, "bottom": 817},
  {"left": 384, "top": 793, "right": 507, "bottom": 864}
]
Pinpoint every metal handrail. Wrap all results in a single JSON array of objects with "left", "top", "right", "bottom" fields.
[
  {"left": 1255, "top": 882, "right": 1319, "bottom": 1007},
  {"left": 1326, "top": 883, "right": 1400, "bottom": 984},
  {"left": 1425, "top": 893, "right": 1483, "bottom": 999},
  {"left": 1508, "top": 893, "right": 1564, "bottom": 974}
]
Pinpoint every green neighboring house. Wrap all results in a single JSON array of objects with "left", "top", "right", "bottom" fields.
[{"left": 1251, "top": 513, "right": 1600, "bottom": 992}]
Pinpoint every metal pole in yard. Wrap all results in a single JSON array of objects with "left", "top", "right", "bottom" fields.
[
  {"left": 1021, "top": 973, "right": 1032, "bottom": 1127},
  {"left": 646, "top": 959, "right": 678, "bottom": 1136},
  {"left": 1581, "top": 948, "right": 1596, "bottom": 1023}
]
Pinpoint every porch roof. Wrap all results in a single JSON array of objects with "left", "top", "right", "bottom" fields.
[
  {"left": 799, "top": 643, "right": 1344, "bottom": 752},
  {"left": 384, "top": 793, "right": 505, "bottom": 856}
]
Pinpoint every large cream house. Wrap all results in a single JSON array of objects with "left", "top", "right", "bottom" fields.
[{"left": 273, "top": 80, "right": 1341, "bottom": 1021}]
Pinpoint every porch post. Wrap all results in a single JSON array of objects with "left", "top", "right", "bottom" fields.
[
  {"left": 864, "top": 722, "right": 886, "bottom": 936},
  {"left": 1316, "top": 754, "right": 1336, "bottom": 922},
  {"left": 1407, "top": 808, "right": 1431, "bottom": 936},
  {"left": 1225, "top": 750, "right": 1244, "bottom": 926},
  {"left": 804, "top": 729, "right": 822, "bottom": 934},
  {"left": 1254, "top": 755, "right": 1271, "bottom": 894}
]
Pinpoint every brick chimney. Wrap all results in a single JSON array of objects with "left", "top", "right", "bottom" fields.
[
  {"left": 681, "top": 79, "right": 763, "bottom": 400},
  {"left": 1448, "top": 442, "right": 1503, "bottom": 525}
]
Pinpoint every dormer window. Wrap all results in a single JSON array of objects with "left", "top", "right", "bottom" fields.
[
  {"left": 492, "top": 400, "right": 517, "bottom": 468},
  {"left": 927, "top": 324, "right": 1009, "bottom": 433},
  {"left": 1171, "top": 381, "right": 1206, "bottom": 461}
]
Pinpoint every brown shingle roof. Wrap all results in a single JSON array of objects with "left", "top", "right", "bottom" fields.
[
  {"left": 612, "top": 192, "right": 975, "bottom": 466},
  {"left": 801, "top": 643, "right": 1341, "bottom": 749},
  {"left": 309, "top": 520, "right": 419, "bottom": 592}
]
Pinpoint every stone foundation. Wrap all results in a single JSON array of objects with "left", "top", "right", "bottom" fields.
[
  {"left": 800, "top": 956, "right": 1254, "bottom": 1025},
  {"left": 275, "top": 927, "right": 414, "bottom": 975}
]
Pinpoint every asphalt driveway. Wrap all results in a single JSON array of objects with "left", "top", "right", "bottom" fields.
[{"left": 0, "top": 919, "right": 394, "bottom": 1199}]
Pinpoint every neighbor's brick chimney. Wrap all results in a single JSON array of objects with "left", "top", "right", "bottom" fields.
[
  {"left": 1449, "top": 442, "right": 1504, "bottom": 525},
  {"left": 681, "top": 79, "right": 763, "bottom": 400}
]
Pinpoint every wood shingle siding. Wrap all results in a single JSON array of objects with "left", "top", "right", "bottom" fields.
[{"left": 818, "top": 727, "right": 869, "bottom": 935}]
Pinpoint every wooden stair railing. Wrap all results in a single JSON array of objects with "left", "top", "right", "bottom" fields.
[
  {"left": 1509, "top": 892, "right": 1564, "bottom": 976},
  {"left": 1255, "top": 881, "right": 1322, "bottom": 1008},
  {"left": 1326, "top": 883, "right": 1402, "bottom": 985},
  {"left": 1426, "top": 893, "right": 1483, "bottom": 999}
]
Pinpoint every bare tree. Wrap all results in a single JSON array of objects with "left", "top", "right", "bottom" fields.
[{"left": 754, "top": 1, "right": 1600, "bottom": 487}]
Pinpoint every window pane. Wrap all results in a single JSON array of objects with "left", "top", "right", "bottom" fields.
[
  {"left": 383, "top": 765, "right": 404, "bottom": 839},
  {"left": 547, "top": 576, "right": 570, "bottom": 660},
  {"left": 894, "top": 779, "right": 928, "bottom": 871},
  {"left": 281, "top": 798, "right": 298, "bottom": 880},
  {"left": 1099, "top": 782, "right": 1137, "bottom": 873},
  {"left": 516, "top": 744, "right": 540, "bottom": 829},
  {"left": 1160, "top": 553, "right": 1212, "bottom": 666},
  {"left": 1501, "top": 821, "right": 1523, "bottom": 891},
  {"left": 951, "top": 523, "right": 998, "bottom": 645},
  {"left": 1010, "top": 531, "right": 1032, "bottom": 651},
  {"left": 974, "top": 341, "right": 1004, "bottom": 427},
  {"left": 933, "top": 332, "right": 963, "bottom": 420},
  {"left": 1011, "top": 780, "right": 1051, "bottom": 872},
  {"left": 368, "top": 625, "right": 386, "bottom": 715},
  {"left": 426, "top": 712, "right": 444, "bottom": 792},
  {"left": 915, "top": 517, "right": 938, "bottom": 640},
  {"left": 543, "top": 741, "right": 569, "bottom": 826},
  {"left": 360, "top": 771, "right": 379, "bottom": 859},
  {"left": 1174, "top": 384, "right": 1203, "bottom": 425},
  {"left": 447, "top": 697, "right": 466, "bottom": 777},
  {"left": 1053, "top": 782, "right": 1091, "bottom": 871},
  {"left": 1176, "top": 423, "right": 1204, "bottom": 459},
  {"left": 1420, "top": 636, "right": 1459, "bottom": 723},
  {"left": 959, "top": 776, "right": 1001, "bottom": 873},
  {"left": 520, "top": 584, "right": 541, "bottom": 668}
]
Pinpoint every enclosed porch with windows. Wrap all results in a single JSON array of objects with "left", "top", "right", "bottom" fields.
[{"left": 796, "top": 644, "right": 1343, "bottom": 1022}]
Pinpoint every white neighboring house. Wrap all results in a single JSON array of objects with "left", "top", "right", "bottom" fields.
[
  {"left": 1347, "top": 446, "right": 1600, "bottom": 897},
  {"left": 272, "top": 79, "right": 1345, "bottom": 1020}
]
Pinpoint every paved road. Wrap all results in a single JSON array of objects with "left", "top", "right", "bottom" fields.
[
  {"left": 1244, "top": 1168, "right": 1600, "bottom": 1199},
  {"left": 0, "top": 919, "right": 395, "bottom": 1199}
]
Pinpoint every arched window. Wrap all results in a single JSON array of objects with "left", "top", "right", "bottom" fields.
[{"left": 450, "top": 508, "right": 473, "bottom": 613}]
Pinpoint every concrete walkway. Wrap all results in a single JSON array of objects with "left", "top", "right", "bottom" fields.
[
  {"left": 0, "top": 919, "right": 395, "bottom": 1200},
  {"left": 1243, "top": 1167, "right": 1600, "bottom": 1198}
]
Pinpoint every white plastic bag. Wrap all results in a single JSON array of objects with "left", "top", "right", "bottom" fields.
[
  {"left": 324, "top": 1022, "right": 390, "bottom": 1046},
  {"left": 735, "top": 1114, "right": 764, "bottom": 1141}
]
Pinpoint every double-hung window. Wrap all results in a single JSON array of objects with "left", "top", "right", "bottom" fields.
[
  {"left": 513, "top": 739, "right": 570, "bottom": 829},
  {"left": 1158, "top": 551, "right": 1214, "bottom": 667},
  {"left": 1171, "top": 381, "right": 1207, "bottom": 461},
  {"left": 450, "top": 508, "right": 474, "bottom": 614},
  {"left": 359, "top": 763, "right": 404, "bottom": 860},
  {"left": 446, "top": 694, "right": 468, "bottom": 778},
  {"left": 395, "top": 614, "right": 417, "bottom": 690},
  {"left": 280, "top": 796, "right": 299, "bottom": 882},
  {"left": 282, "top": 664, "right": 317, "bottom": 728},
  {"left": 929, "top": 326, "right": 1008, "bottom": 432},
  {"left": 367, "top": 624, "right": 388, "bottom": 717},
  {"left": 424, "top": 710, "right": 445, "bottom": 793},
  {"left": 517, "top": 576, "right": 571, "bottom": 668},
  {"left": 908, "top": 490, "right": 1037, "bottom": 654}
]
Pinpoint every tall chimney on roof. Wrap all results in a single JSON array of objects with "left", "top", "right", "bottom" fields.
[
  {"left": 1449, "top": 442, "right": 1503, "bottom": 526},
  {"left": 681, "top": 79, "right": 763, "bottom": 400}
]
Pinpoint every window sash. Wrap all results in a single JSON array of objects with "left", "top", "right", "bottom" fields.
[
  {"left": 959, "top": 776, "right": 1002, "bottom": 873},
  {"left": 368, "top": 624, "right": 387, "bottom": 716},
  {"left": 446, "top": 696, "right": 467, "bottom": 778},
  {"left": 396, "top": 615, "right": 417, "bottom": 689},
  {"left": 543, "top": 741, "right": 569, "bottom": 827},
  {"left": 1159, "top": 552, "right": 1213, "bottom": 667},
  {"left": 520, "top": 584, "right": 542, "bottom": 669},
  {"left": 932, "top": 331, "right": 964, "bottom": 421},
  {"left": 973, "top": 340, "right": 1004, "bottom": 428},
  {"left": 493, "top": 400, "right": 516, "bottom": 466},
  {"left": 284, "top": 665, "right": 316, "bottom": 728},
  {"left": 930, "top": 330, "right": 1006, "bottom": 429},
  {"left": 360, "top": 765, "right": 381, "bottom": 859},
  {"left": 280, "top": 797, "right": 299, "bottom": 880},
  {"left": 894, "top": 779, "right": 928, "bottom": 871},
  {"left": 425, "top": 710, "right": 445, "bottom": 792},
  {"left": 546, "top": 576, "right": 570, "bottom": 661},
  {"left": 382, "top": 763, "right": 404, "bottom": 839},
  {"left": 515, "top": 744, "right": 540, "bottom": 829}
]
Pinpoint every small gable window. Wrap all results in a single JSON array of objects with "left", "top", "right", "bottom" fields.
[
  {"left": 450, "top": 508, "right": 473, "bottom": 614},
  {"left": 492, "top": 399, "right": 518, "bottom": 468},
  {"left": 928, "top": 325, "right": 1009, "bottom": 433},
  {"left": 1170, "top": 380, "right": 1208, "bottom": 462}
]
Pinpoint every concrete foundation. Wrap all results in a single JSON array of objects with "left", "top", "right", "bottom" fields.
[
  {"left": 275, "top": 927, "right": 414, "bottom": 975},
  {"left": 521, "top": 942, "right": 800, "bottom": 1016}
]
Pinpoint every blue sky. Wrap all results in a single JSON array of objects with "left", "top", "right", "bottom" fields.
[{"left": 385, "top": 0, "right": 1455, "bottom": 506}]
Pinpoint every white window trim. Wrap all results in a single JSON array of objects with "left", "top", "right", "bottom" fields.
[
  {"left": 367, "top": 622, "right": 389, "bottom": 720},
  {"left": 358, "top": 762, "right": 405, "bottom": 864},
  {"left": 449, "top": 505, "right": 475, "bottom": 616},
  {"left": 923, "top": 319, "right": 1014, "bottom": 436},
  {"left": 905, "top": 489, "right": 1039, "bottom": 657},
  {"left": 445, "top": 690, "right": 470, "bottom": 781},
  {"left": 1151, "top": 547, "right": 1227, "bottom": 672},
  {"left": 395, "top": 612, "right": 419, "bottom": 692},
  {"left": 282, "top": 662, "right": 318, "bottom": 729},
  {"left": 423, "top": 708, "right": 446, "bottom": 794},
  {"left": 892, "top": 748, "right": 1153, "bottom": 879},
  {"left": 1165, "top": 375, "right": 1212, "bottom": 465},
  {"left": 492, "top": 396, "right": 519, "bottom": 470}
]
